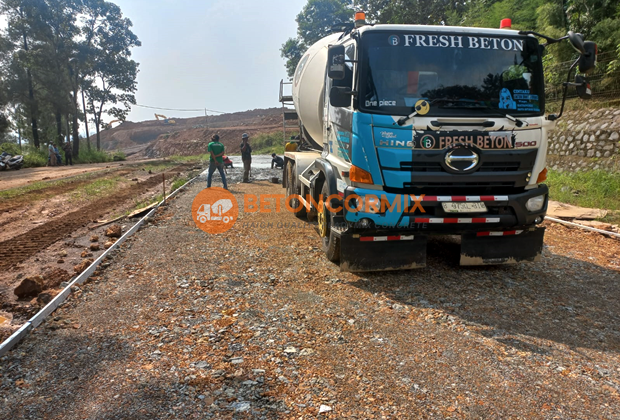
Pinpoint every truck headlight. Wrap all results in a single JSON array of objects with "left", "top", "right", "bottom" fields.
[{"left": 526, "top": 195, "right": 546, "bottom": 212}]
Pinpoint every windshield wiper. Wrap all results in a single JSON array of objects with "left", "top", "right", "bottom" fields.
[
  {"left": 437, "top": 105, "right": 527, "bottom": 127},
  {"left": 395, "top": 98, "right": 457, "bottom": 126},
  {"left": 395, "top": 98, "right": 494, "bottom": 126}
]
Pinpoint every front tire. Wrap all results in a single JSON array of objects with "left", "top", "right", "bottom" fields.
[
  {"left": 319, "top": 183, "right": 340, "bottom": 262},
  {"left": 286, "top": 162, "right": 306, "bottom": 219}
]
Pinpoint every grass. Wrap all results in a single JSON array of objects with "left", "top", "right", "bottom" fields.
[
  {"left": 229, "top": 131, "right": 298, "bottom": 156},
  {"left": 142, "top": 163, "right": 177, "bottom": 173},
  {"left": 0, "top": 180, "right": 52, "bottom": 200},
  {"left": 76, "top": 148, "right": 113, "bottom": 164},
  {"left": 0, "top": 170, "right": 114, "bottom": 200},
  {"left": 171, "top": 174, "right": 192, "bottom": 192},
  {"left": 168, "top": 154, "right": 208, "bottom": 163},
  {"left": 80, "top": 176, "right": 125, "bottom": 198},
  {"left": 547, "top": 169, "right": 620, "bottom": 223}
]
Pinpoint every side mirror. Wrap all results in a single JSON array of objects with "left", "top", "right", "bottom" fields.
[
  {"left": 574, "top": 75, "right": 592, "bottom": 100},
  {"left": 330, "top": 86, "right": 352, "bottom": 107},
  {"left": 579, "top": 41, "right": 597, "bottom": 74},
  {"left": 567, "top": 31, "right": 585, "bottom": 54},
  {"left": 327, "top": 45, "right": 345, "bottom": 80}
]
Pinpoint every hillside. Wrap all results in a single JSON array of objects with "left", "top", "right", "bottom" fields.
[{"left": 94, "top": 108, "right": 294, "bottom": 158}]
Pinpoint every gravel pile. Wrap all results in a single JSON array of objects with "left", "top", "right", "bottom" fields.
[{"left": 1, "top": 180, "right": 619, "bottom": 419}]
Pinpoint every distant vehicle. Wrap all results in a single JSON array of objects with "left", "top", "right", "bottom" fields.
[
  {"left": 154, "top": 113, "right": 176, "bottom": 125},
  {"left": 104, "top": 119, "right": 122, "bottom": 130},
  {"left": 197, "top": 199, "right": 234, "bottom": 224},
  {"left": 0, "top": 152, "right": 24, "bottom": 170},
  {"left": 281, "top": 11, "right": 597, "bottom": 272}
]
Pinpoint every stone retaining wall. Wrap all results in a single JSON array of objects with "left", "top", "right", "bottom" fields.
[{"left": 546, "top": 108, "right": 620, "bottom": 172}]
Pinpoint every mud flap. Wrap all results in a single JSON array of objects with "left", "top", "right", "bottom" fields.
[
  {"left": 339, "top": 234, "right": 427, "bottom": 272},
  {"left": 460, "top": 228, "right": 545, "bottom": 266}
]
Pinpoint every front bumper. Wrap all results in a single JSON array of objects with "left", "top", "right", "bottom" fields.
[{"left": 342, "top": 185, "right": 548, "bottom": 234}]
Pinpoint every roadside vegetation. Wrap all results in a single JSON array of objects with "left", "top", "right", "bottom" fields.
[
  {"left": 168, "top": 154, "right": 208, "bottom": 163},
  {"left": 0, "top": 142, "right": 125, "bottom": 168},
  {"left": 547, "top": 169, "right": 620, "bottom": 222},
  {"left": 228, "top": 131, "right": 298, "bottom": 156}
]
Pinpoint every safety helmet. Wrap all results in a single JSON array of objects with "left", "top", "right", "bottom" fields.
[{"left": 242, "top": 133, "right": 249, "bottom": 139}]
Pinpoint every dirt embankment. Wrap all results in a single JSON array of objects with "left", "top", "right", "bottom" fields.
[{"left": 96, "top": 108, "right": 294, "bottom": 158}]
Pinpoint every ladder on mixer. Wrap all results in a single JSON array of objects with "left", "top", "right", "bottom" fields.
[{"left": 279, "top": 79, "right": 298, "bottom": 145}]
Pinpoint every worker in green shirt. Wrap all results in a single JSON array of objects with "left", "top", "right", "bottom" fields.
[{"left": 207, "top": 134, "right": 228, "bottom": 190}]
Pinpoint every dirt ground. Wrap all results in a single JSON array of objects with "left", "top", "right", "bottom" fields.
[
  {"left": 0, "top": 159, "right": 165, "bottom": 191},
  {"left": 0, "top": 160, "right": 201, "bottom": 333},
  {"left": 0, "top": 179, "right": 618, "bottom": 419}
]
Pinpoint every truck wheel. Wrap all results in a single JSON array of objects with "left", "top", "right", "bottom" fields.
[
  {"left": 319, "top": 183, "right": 340, "bottom": 262},
  {"left": 287, "top": 162, "right": 306, "bottom": 219}
]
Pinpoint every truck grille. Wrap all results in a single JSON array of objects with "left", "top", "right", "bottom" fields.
[
  {"left": 401, "top": 161, "right": 521, "bottom": 172},
  {"left": 381, "top": 149, "right": 538, "bottom": 193}
]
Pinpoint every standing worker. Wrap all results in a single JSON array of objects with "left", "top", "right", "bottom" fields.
[
  {"left": 240, "top": 133, "right": 252, "bottom": 183},
  {"left": 62, "top": 140, "right": 73, "bottom": 166},
  {"left": 207, "top": 134, "right": 228, "bottom": 190},
  {"left": 48, "top": 144, "right": 57, "bottom": 166}
]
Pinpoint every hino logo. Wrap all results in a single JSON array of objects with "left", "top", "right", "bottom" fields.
[{"left": 445, "top": 148, "right": 479, "bottom": 172}]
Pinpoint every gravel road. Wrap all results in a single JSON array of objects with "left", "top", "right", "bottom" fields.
[{"left": 1, "top": 176, "right": 619, "bottom": 419}]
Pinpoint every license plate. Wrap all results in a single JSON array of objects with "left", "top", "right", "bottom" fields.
[{"left": 442, "top": 202, "right": 487, "bottom": 213}]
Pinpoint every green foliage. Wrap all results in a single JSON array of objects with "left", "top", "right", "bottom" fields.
[
  {"left": 0, "top": 142, "right": 21, "bottom": 155},
  {"left": 281, "top": 38, "right": 305, "bottom": 79},
  {"left": 281, "top": 0, "right": 353, "bottom": 78},
  {"left": 237, "top": 131, "right": 299, "bottom": 155},
  {"left": 0, "top": 0, "right": 140, "bottom": 152},
  {"left": 113, "top": 150, "right": 126, "bottom": 161},
  {"left": 547, "top": 169, "right": 620, "bottom": 214},
  {"left": 76, "top": 148, "right": 112, "bottom": 164},
  {"left": 23, "top": 148, "right": 49, "bottom": 168}
]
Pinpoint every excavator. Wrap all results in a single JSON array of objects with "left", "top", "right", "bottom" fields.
[
  {"left": 104, "top": 120, "right": 122, "bottom": 129},
  {"left": 154, "top": 113, "right": 176, "bottom": 125}
]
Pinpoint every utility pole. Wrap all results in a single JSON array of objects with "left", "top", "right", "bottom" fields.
[{"left": 205, "top": 108, "right": 208, "bottom": 129}]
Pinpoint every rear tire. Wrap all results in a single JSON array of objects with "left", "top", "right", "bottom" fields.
[
  {"left": 320, "top": 183, "right": 340, "bottom": 262},
  {"left": 286, "top": 162, "right": 306, "bottom": 219}
]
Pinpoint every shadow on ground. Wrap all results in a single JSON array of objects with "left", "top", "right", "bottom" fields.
[{"left": 349, "top": 236, "right": 620, "bottom": 353}]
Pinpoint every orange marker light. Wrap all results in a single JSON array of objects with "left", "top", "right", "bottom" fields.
[
  {"left": 355, "top": 11, "right": 366, "bottom": 28},
  {"left": 536, "top": 167, "right": 548, "bottom": 183},
  {"left": 350, "top": 165, "right": 373, "bottom": 184},
  {"left": 500, "top": 18, "right": 512, "bottom": 29}
]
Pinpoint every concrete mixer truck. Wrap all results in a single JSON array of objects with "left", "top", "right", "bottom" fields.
[{"left": 281, "top": 12, "right": 597, "bottom": 272}]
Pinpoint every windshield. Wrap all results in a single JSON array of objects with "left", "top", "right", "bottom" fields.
[{"left": 359, "top": 32, "right": 544, "bottom": 117}]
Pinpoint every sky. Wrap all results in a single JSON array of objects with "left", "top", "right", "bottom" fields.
[{"left": 112, "top": 0, "right": 306, "bottom": 122}]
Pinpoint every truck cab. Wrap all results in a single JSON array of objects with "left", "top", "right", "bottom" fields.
[{"left": 283, "top": 19, "right": 596, "bottom": 271}]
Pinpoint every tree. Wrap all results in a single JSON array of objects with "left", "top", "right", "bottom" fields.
[
  {"left": 83, "top": 1, "right": 140, "bottom": 150},
  {"left": 0, "top": 0, "right": 140, "bottom": 153},
  {"left": 281, "top": 0, "right": 354, "bottom": 78},
  {"left": 1, "top": 0, "right": 46, "bottom": 148}
]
